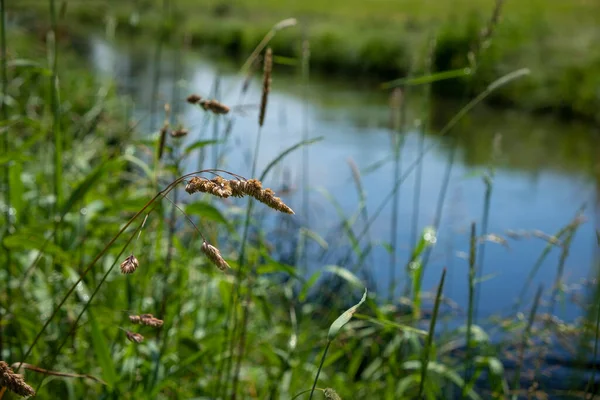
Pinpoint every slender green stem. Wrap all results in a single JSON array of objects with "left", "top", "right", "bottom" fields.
[
  {"left": 301, "top": 38, "right": 310, "bottom": 275},
  {"left": 0, "top": 0, "right": 10, "bottom": 360},
  {"left": 473, "top": 174, "right": 492, "bottom": 324},
  {"left": 309, "top": 341, "right": 331, "bottom": 400},
  {"left": 49, "top": 0, "right": 63, "bottom": 226},
  {"left": 463, "top": 222, "right": 477, "bottom": 398},
  {"left": 228, "top": 123, "right": 263, "bottom": 397},
  {"left": 511, "top": 285, "right": 542, "bottom": 400},
  {"left": 418, "top": 268, "right": 446, "bottom": 398},
  {"left": 389, "top": 85, "right": 407, "bottom": 302}
]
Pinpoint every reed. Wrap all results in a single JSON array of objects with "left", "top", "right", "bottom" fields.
[{"left": 0, "top": 361, "right": 35, "bottom": 397}]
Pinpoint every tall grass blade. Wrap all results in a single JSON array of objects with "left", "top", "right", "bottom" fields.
[
  {"left": 308, "top": 288, "right": 367, "bottom": 400},
  {"left": 511, "top": 285, "right": 543, "bottom": 400},
  {"left": 463, "top": 222, "right": 477, "bottom": 398},
  {"left": 418, "top": 268, "right": 446, "bottom": 398}
]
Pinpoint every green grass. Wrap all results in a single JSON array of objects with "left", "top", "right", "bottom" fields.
[
  {"left": 1, "top": 7, "right": 600, "bottom": 400},
  {"left": 10, "top": 0, "right": 600, "bottom": 122}
]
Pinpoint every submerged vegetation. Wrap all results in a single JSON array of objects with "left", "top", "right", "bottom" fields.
[{"left": 1, "top": 1, "right": 599, "bottom": 400}]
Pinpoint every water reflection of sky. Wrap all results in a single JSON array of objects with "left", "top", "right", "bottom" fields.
[{"left": 89, "top": 35, "right": 598, "bottom": 321}]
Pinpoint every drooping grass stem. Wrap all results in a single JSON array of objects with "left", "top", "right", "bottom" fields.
[{"left": 0, "top": 0, "right": 10, "bottom": 361}]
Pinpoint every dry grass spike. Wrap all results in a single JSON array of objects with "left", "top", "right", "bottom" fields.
[
  {"left": 129, "top": 314, "right": 164, "bottom": 328},
  {"left": 199, "top": 99, "right": 230, "bottom": 115},
  {"left": 125, "top": 331, "right": 144, "bottom": 344},
  {"left": 0, "top": 361, "right": 36, "bottom": 397},
  {"left": 259, "top": 48, "right": 272, "bottom": 127},
  {"left": 201, "top": 241, "right": 230, "bottom": 271},
  {"left": 170, "top": 127, "right": 188, "bottom": 138},
  {"left": 186, "top": 94, "right": 202, "bottom": 104},
  {"left": 120, "top": 254, "right": 139, "bottom": 274},
  {"left": 186, "top": 176, "right": 294, "bottom": 214}
]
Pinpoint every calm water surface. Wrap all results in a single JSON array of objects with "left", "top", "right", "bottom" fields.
[{"left": 88, "top": 36, "right": 599, "bottom": 321}]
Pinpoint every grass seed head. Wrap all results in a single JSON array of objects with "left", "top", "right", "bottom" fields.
[
  {"left": 120, "top": 255, "right": 139, "bottom": 275},
  {"left": 200, "top": 99, "right": 230, "bottom": 115},
  {"left": 170, "top": 128, "right": 189, "bottom": 138},
  {"left": 324, "top": 388, "right": 342, "bottom": 400},
  {"left": 259, "top": 48, "right": 272, "bottom": 127},
  {"left": 201, "top": 241, "right": 230, "bottom": 271},
  {"left": 125, "top": 331, "right": 144, "bottom": 344},
  {"left": 0, "top": 361, "right": 36, "bottom": 398},
  {"left": 186, "top": 94, "right": 202, "bottom": 104}
]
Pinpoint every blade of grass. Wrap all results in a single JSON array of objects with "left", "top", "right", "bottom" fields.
[
  {"left": 511, "top": 285, "right": 543, "bottom": 400},
  {"left": 463, "top": 222, "right": 477, "bottom": 398},
  {"left": 418, "top": 268, "right": 447, "bottom": 398},
  {"left": 308, "top": 288, "right": 367, "bottom": 400}
]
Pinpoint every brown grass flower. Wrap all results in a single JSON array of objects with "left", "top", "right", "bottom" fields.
[
  {"left": 186, "top": 94, "right": 202, "bottom": 104},
  {"left": 129, "top": 314, "right": 164, "bottom": 328},
  {"left": 0, "top": 361, "right": 36, "bottom": 397},
  {"left": 201, "top": 241, "right": 230, "bottom": 271},
  {"left": 186, "top": 176, "right": 294, "bottom": 214},
  {"left": 120, "top": 255, "right": 139, "bottom": 275},
  {"left": 259, "top": 48, "right": 272, "bottom": 127},
  {"left": 199, "top": 99, "right": 230, "bottom": 115},
  {"left": 170, "top": 128, "right": 188, "bottom": 138},
  {"left": 125, "top": 331, "right": 144, "bottom": 344}
]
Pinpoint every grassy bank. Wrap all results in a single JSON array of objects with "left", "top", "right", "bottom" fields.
[{"left": 11, "top": 0, "right": 600, "bottom": 122}]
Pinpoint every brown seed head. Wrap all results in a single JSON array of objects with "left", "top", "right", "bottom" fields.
[
  {"left": 120, "top": 255, "right": 139, "bottom": 275},
  {"left": 125, "top": 331, "right": 144, "bottom": 344},
  {"left": 129, "top": 315, "right": 141, "bottom": 324},
  {"left": 185, "top": 176, "right": 232, "bottom": 198},
  {"left": 142, "top": 317, "right": 164, "bottom": 328},
  {"left": 170, "top": 128, "right": 189, "bottom": 138},
  {"left": 186, "top": 94, "right": 202, "bottom": 104},
  {"left": 259, "top": 48, "right": 272, "bottom": 127},
  {"left": 199, "top": 99, "right": 230, "bottom": 115},
  {"left": 0, "top": 361, "right": 36, "bottom": 397},
  {"left": 201, "top": 241, "right": 230, "bottom": 271}
]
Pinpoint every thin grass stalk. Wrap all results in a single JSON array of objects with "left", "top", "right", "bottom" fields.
[
  {"left": 301, "top": 38, "right": 310, "bottom": 275},
  {"left": 418, "top": 268, "right": 447, "bottom": 398},
  {"left": 34, "top": 217, "right": 147, "bottom": 392},
  {"left": 514, "top": 221, "right": 573, "bottom": 311},
  {"left": 511, "top": 286, "right": 543, "bottom": 400},
  {"left": 0, "top": 0, "right": 9, "bottom": 360},
  {"left": 309, "top": 341, "right": 331, "bottom": 400},
  {"left": 473, "top": 174, "right": 492, "bottom": 325},
  {"left": 228, "top": 49, "right": 272, "bottom": 398},
  {"left": 411, "top": 36, "right": 435, "bottom": 260},
  {"left": 548, "top": 224, "right": 578, "bottom": 316},
  {"left": 49, "top": 0, "right": 63, "bottom": 225},
  {"left": 212, "top": 74, "right": 221, "bottom": 166},
  {"left": 463, "top": 222, "right": 477, "bottom": 398},
  {"left": 389, "top": 85, "right": 407, "bottom": 302},
  {"left": 15, "top": 170, "right": 209, "bottom": 372}
]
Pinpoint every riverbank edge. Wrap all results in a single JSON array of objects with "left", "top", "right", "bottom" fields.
[{"left": 10, "top": 5, "right": 600, "bottom": 124}]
